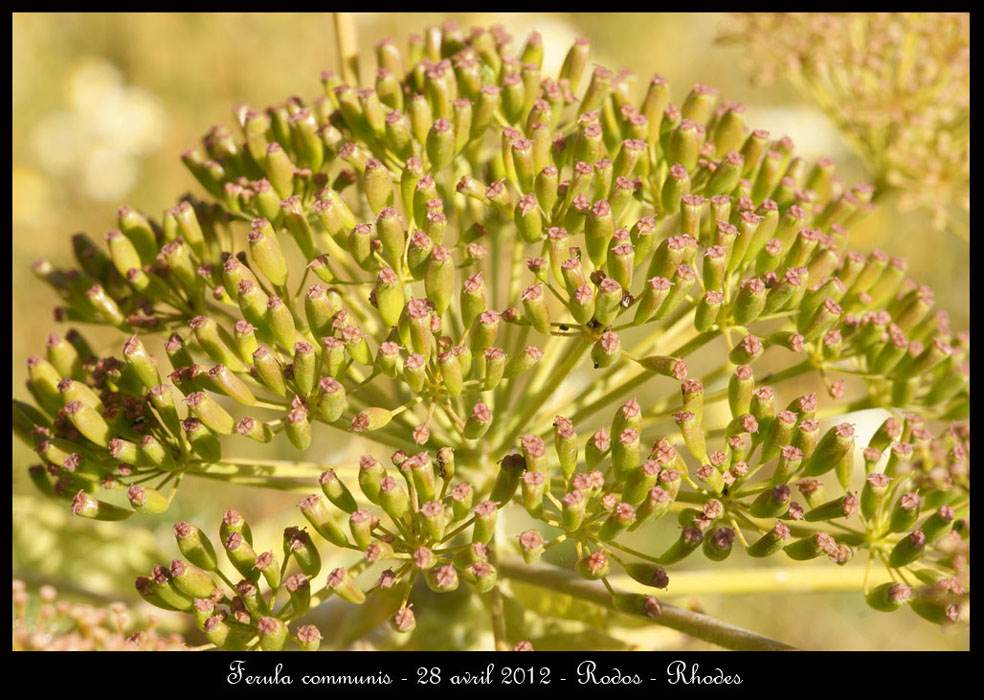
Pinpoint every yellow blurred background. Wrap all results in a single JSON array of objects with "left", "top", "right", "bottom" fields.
[{"left": 12, "top": 13, "right": 969, "bottom": 650}]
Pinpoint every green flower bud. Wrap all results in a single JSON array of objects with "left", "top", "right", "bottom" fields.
[
  {"left": 520, "top": 471, "right": 547, "bottom": 518},
  {"left": 285, "top": 406, "right": 313, "bottom": 449}
]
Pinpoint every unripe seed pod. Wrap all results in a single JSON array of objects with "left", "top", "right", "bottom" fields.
[
  {"left": 505, "top": 344, "right": 543, "bottom": 378},
  {"left": 792, "top": 418, "right": 820, "bottom": 462},
  {"left": 379, "top": 475, "right": 411, "bottom": 525},
  {"left": 889, "top": 530, "right": 926, "bottom": 569},
  {"left": 611, "top": 428, "right": 642, "bottom": 482},
  {"left": 408, "top": 452, "right": 438, "bottom": 503},
  {"left": 673, "top": 410, "right": 705, "bottom": 461},
  {"left": 464, "top": 402, "right": 493, "bottom": 440},
  {"left": 576, "top": 550, "right": 610, "bottom": 580},
  {"left": 803, "top": 423, "right": 855, "bottom": 478},
  {"left": 594, "top": 276, "right": 623, "bottom": 326},
  {"left": 184, "top": 391, "right": 235, "bottom": 435},
  {"left": 326, "top": 566, "right": 366, "bottom": 604},
  {"left": 599, "top": 502, "right": 636, "bottom": 541},
  {"left": 660, "top": 525, "right": 704, "bottom": 565},
  {"left": 184, "top": 417, "right": 222, "bottom": 462},
  {"left": 319, "top": 469, "right": 358, "bottom": 514},
  {"left": 402, "top": 352, "right": 427, "bottom": 392},
  {"left": 655, "top": 263, "right": 697, "bottom": 320},
  {"left": 460, "top": 273, "right": 487, "bottom": 331},
  {"left": 521, "top": 283, "right": 551, "bottom": 334},
  {"left": 169, "top": 559, "right": 216, "bottom": 599},
  {"left": 62, "top": 400, "right": 112, "bottom": 447},
  {"left": 519, "top": 470, "right": 547, "bottom": 518},
  {"left": 585, "top": 200, "right": 615, "bottom": 268},
  {"left": 703, "top": 526, "right": 736, "bottom": 561},
  {"left": 246, "top": 219, "right": 287, "bottom": 287},
  {"left": 584, "top": 428, "right": 610, "bottom": 471},
  {"left": 784, "top": 531, "right": 836, "bottom": 561},
  {"left": 633, "top": 484, "right": 674, "bottom": 528},
  {"left": 347, "top": 509, "right": 375, "bottom": 549},
  {"left": 299, "top": 494, "right": 349, "bottom": 547},
  {"left": 706, "top": 151, "right": 743, "bottom": 198},
  {"left": 208, "top": 363, "right": 256, "bottom": 406},
  {"left": 795, "top": 478, "right": 825, "bottom": 511},
  {"left": 424, "top": 563, "right": 459, "bottom": 593},
  {"left": 438, "top": 349, "right": 463, "bottom": 397},
  {"left": 889, "top": 491, "right": 923, "bottom": 533},
  {"left": 173, "top": 521, "right": 218, "bottom": 571},
  {"left": 727, "top": 364, "right": 755, "bottom": 418},
  {"left": 866, "top": 582, "right": 912, "bottom": 613},
  {"left": 633, "top": 277, "right": 672, "bottom": 325},
  {"left": 805, "top": 493, "right": 860, "bottom": 522},
  {"left": 144, "top": 566, "right": 195, "bottom": 612},
  {"left": 750, "top": 485, "right": 792, "bottom": 519},
  {"left": 70, "top": 491, "right": 132, "bottom": 521},
  {"left": 733, "top": 277, "right": 768, "bottom": 325},
  {"left": 467, "top": 499, "right": 497, "bottom": 544},
  {"left": 351, "top": 407, "right": 393, "bottom": 433},
  {"left": 591, "top": 331, "right": 621, "bottom": 369},
  {"left": 922, "top": 505, "right": 956, "bottom": 544}
]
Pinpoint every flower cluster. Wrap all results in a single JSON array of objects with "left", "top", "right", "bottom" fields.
[
  {"left": 719, "top": 12, "right": 970, "bottom": 233},
  {"left": 12, "top": 579, "right": 189, "bottom": 651},
  {"left": 14, "top": 21, "right": 969, "bottom": 649}
]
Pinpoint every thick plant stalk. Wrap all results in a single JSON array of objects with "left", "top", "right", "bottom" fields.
[
  {"left": 334, "top": 13, "right": 360, "bottom": 85},
  {"left": 498, "top": 559, "right": 799, "bottom": 651}
]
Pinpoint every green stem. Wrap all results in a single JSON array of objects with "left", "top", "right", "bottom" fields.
[{"left": 497, "top": 560, "right": 799, "bottom": 651}]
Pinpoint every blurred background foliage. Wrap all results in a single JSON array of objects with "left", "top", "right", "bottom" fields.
[{"left": 12, "top": 12, "right": 969, "bottom": 650}]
